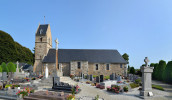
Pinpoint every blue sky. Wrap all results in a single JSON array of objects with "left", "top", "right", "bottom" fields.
[{"left": 1, "top": 0, "right": 172, "bottom": 68}]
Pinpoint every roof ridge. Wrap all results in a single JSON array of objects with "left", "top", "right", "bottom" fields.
[{"left": 49, "top": 48, "right": 117, "bottom": 50}]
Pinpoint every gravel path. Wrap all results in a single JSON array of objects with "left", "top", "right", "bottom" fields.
[{"left": 60, "top": 77, "right": 172, "bottom": 100}]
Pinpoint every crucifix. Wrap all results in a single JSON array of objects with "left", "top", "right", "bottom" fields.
[
  {"left": 144, "top": 57, "right": 149, "bottom": 67},
  {"left": 54, "top": 38, "right": 59, "bottom": 76},
  {"left": 55, "top": 38, "right": 59, "bottom": 50}
]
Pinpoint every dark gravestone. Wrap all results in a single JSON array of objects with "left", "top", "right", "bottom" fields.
[
  {"left": 87, "top": 75, "right": 89, "bottom": 80},
  {"left": 96, "top": 76, "right": 99, "bottom": 83},
  {"left": 110, "top": 73, "right": 115, "bottom": 80},
  {"left": 90, "top": 75, "right": 93, "bottom": 81},
  {"left": 53, "top": 77, "right": 60, "bottom": 87},
  {"left": 100, "top": 75, "right": 104, "bottom": 82}
]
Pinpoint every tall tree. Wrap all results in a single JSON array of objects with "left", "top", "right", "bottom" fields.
[
  {"left": 157, "top": 60, "right": 166, "bottom": 81},
  {"left": 163, "top": 61, "right": 172, "bottom": 83},
  {"left": 152, "top": 63, "right": 158, "bottom": 80},
  {"left": 1, "top": 62, "right": 9, "bottom": 72},
  {"left": 122, "top": 53, "right": 129, "bottom": 63},
  {"left": 0, "top": 66, "right": 2, "bottom": 72},
  {"left": 130, "top": 67, "right": 135, "bottom": 74},
  {"left": 7, "top": 62, "right": 16, "bottom": 72}
]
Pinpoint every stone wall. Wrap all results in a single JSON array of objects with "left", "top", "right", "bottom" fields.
[
  {"left": 88, "top": 63, "right": 125, "bottom": 76},
  {"left": 61, "top": 63, "right": 70, "bottom": 76},
  {"left": 70, "top": 61, "right": 88, "bottom": 76}
]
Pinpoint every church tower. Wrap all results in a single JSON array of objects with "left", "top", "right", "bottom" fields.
[{"left": 33, "top": 24, "right": 52, "bottom": 74}]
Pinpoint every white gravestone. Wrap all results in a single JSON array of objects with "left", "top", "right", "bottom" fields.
[{"left": 140, "top": 57, "right": 154, "bottom": 98}]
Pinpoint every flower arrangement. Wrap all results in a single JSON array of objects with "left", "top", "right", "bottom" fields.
[
  {"left": 112, "top": 85, "right": 121, "bottom": 93},
  {"left": 117, "top": 81, "right": 122, "bottom": 83},
  {"left": 100, "top": 85, "right": 105, "bottom": 89},
  {"left": 86, "top": 81, "right": 91, "bottom": 84},
  {"left": 70, "top": 74, "right": 75, "bottom": 79},
  {"left": 123, "top": 86, "right": 128, "bottom": 92},
  {"left": 16, "top": 87, "right": 34, "bottom": 98},
  {"left": 96, "top": 84, "right": 100, "bottom": 88},
  {"left": 66, "top": 95, "right": 75, "bottom": 100},
  {"left": 71, "top": 84, "right": 80, "bottom": 95},
  {"left": 106, "top": 86, "right": 111, "bottom": 91}
]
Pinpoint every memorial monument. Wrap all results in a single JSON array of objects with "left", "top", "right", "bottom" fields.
[{"left": 140, "top": 57, "right": 154, "bottom": 98}]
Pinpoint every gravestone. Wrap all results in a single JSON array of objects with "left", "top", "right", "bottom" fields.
[
  {"left": 140, "top": 57, "right": 154, "bottom": 98},
  {"left": 96, "top": 76, "right": 99, "bottom": 83},
  {"left": 0, "top": 73, "right": 2, "bottom": 79},
  {"left": 53, "top": 76, "right": 60, "bottom": 87},
  {"left": 110, "top": 73, "right": 115, "bottom": 80},
  {"left": 2, "top": 72, "right": 7, "bottom": 81},
  {"left": 117, "top": 75, "right": 122, "bottom": 82},
  {"left": 87, "top": 74, "right": 89, "bottom": 80},
  {"left": 90, "top": 75, "right": 93, "bottom": 81},
  {"left": 100, "top": 75, "right": 104, "bottom": 82}
]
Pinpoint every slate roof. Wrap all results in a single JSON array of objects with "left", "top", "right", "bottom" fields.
[
  {"left": 42, "top": 49, "right": 127, "bottom": 64},
  {"left": 36, "top": 24, "right": 48, "bottom": 36}
]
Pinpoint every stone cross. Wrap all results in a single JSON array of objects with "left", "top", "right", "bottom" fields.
[
  {"left": 55, "top": 38, "right": 59, "bottom": 50},
  {"left": 16, "top": 61, "right": 19, "bottom": 73},
  {"left": 144, "top": 57, "right": 149, "bottom": 67}
]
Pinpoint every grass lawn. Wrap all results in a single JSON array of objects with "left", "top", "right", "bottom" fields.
[{"left": 152, "top": 84, "right": 165, "bottom": 91}]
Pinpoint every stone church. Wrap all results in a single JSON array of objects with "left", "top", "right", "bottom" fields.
[{"left": 33, "top": 24, "right": 128, "bottom": 77}]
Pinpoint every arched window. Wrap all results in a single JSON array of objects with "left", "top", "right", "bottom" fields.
[{"left": 40, "top": 37, "right": 42, "bottom": 42}]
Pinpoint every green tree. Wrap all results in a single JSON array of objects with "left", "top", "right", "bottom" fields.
[
  {"left": 150, "top": 63, "right": 155, "bottom": 67},
  {"left": 0, "top": 66, "right": 2, "bottom": 72},
  {"left": 130, "top": 67, "right": 135, "bottom": 74},
  {"left": 163, "top": 61, "right": 172, "bottom": 83},
  {"left": 157, "top": 60, "right": 166, "bottom": 81},
  {"left": 128, "top": 65, "right": 130, "bottom": 72},
  {"left": 152, "top": 63, "right": 158, "bottom": 80},
  {"left": 1, "top": 62, "right": 9, "bottom": 72},
  {"left": 122, "top": 53, "right": 129, "bottom": 63},
  {"left": 7, "top": 62, "right": 16, "bottom": 72}
]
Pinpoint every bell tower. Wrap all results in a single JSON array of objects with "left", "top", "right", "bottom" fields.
[{"left": 33, "top": 24, "right": 52, "bottom": 74}]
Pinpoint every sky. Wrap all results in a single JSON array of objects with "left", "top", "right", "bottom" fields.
[{"left": 1, "top": 0, "right": 172, "bottom": 69}]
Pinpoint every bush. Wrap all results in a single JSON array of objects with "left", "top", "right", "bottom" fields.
[
  {"left": 130, "top": 83, "right": 139, "bottom": 88},
  {"left": 93, "top": 75, "right": 97, "bottom": 78},
  {"left": 152, "top": 84, "right": 165, "bottom": 91},
  {"left": 123, "top": 86, "right": 128, "bottom": 92},
  {"left": 104, "top": 76, "right": 110, "bottom": 80},
  {"left": 135, "top": 79, "right": 141, "bottom": 84},
  {"left": 5, "top": 84, "right": 12, "bottom": 88}
]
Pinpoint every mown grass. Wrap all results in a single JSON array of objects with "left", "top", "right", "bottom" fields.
[{"left": 152, "top": 84, "right": 165, "bottom": 91}]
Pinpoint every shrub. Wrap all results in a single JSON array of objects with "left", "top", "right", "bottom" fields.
[
  {"left": 5, "top": 84, "right": 12, "bottom": 88},
  {"left": 104, "top": 76, "right": 110, "bottom": 80},
  {"left": 135, "top": 79, "right": 141, "bottom": 84},
  {"left": 130, "top": 83, "right": 139, "bottom": 88},
  {"left": 93, "top": 75, "right": 97, "bottom": 78},
  {"left": 152, "top": 84, "right": 165, "bottom": 91},
  {"left": 123, "top": 86, "right": 128, "bottom": 92},
  {"left": 95, "top": 95, "right": 99, "bottom": 100}
]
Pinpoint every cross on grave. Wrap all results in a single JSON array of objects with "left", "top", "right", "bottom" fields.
[
  {"left": 144, "top": 57, "right": 149, "bottom": 67},
  {"left": 55, "top": 38, "right": 59, "bottom": 50}
]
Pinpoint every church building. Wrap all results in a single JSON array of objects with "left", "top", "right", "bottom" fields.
[{"left": 33, "top": 24, "right": 128, "bottom": 77}]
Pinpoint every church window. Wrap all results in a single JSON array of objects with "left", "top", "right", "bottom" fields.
[
  {"left": 40, "top": 37, "right": 42, "bottom": 42},
  {"left": 96, "top": 64, "right": 99, "bottom": 70},
  {"left": 120, "top": 64, "right": 123, "bottom": 68},
  {"left": 106, "top": 64, "right": 110, "bottom": 70},
  {"left": 77, "top": 62, "right": 81, "bottom": 69},
  {"left": 58, "top": 64, "right": 60, "bottom": 69}
]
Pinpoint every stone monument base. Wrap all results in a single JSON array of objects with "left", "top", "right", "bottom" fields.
[{"left": 140, "top": 90, "right": 153, "bottom": 97}]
